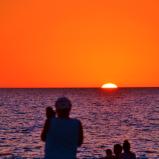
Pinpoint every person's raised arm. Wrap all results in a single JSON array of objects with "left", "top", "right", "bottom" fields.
[{"left": 41, "top": 119, "right": 50, "bottom": 142}]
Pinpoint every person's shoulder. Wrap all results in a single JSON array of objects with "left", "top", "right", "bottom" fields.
[
  {"left": 120, "top": 153, "right": 127, "bottom": 158},
  {"left": 121, "top": 152, "right": 136, "bottom": 158},
  {"left": 69, "top": 118, "right": 82, "bottom": 124},
  {"left": 130, "top": 151, "right": 136, "bottom": 158},
  {"left": 70, "top": 118, "right": 81, "bottom": 122}
]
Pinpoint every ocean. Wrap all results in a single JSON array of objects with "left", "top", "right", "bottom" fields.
[{"left": 0, "top": 88, "right": 159, "bottom": 159}]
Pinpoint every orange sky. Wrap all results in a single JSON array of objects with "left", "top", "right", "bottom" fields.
[{"left": 1, "top": 0, "right": 159, "bottom": 87}]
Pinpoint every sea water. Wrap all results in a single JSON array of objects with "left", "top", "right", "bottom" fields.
[{"left": 0, "top": 88, "right": 159, "bottom": 159}]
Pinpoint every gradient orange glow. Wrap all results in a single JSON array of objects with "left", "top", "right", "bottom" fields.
[{"left": 1, "top": 0, "right": 159, "bottom": 87}]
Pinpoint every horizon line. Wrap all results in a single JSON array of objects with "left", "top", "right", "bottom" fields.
[{"left": 0, "top": 86, "right": 159, "bottom": 89}]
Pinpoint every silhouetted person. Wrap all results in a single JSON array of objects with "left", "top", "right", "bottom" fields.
[
  {"left": 43, "top": 97, "right": 83, "bottom": 159},
  {"left": 41, "top": 107, "right": 55, "bottom": 141},
  {"left": 105, "top": 149, "right": 115, "bottom": 159},
  {"left": 120, "top": 140, "right": 136, "bottom": 159},
  {"left": 100, "top": 149, "right": 115, "bottom": 159},
  {"left": 114, "top": 144, "right": 122, "bottom": 159}
]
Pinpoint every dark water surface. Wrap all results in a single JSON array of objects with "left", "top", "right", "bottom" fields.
[{"left": 0, "top": 88, "right": 159, "bottom": 158}]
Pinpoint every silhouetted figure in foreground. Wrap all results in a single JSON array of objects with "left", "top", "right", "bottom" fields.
[
  {"left": 120, "top": 140, "right": 136, "bottom": 159},
  {"left": 44, "top": 97, "right": 83, "bottom": 159},
  {"left": 100, "top": 149, "right": 115, "bottom": 159},
  {"left": 105, "top": 149, "right": 115, "bottom": 159},
  {"left": 114, "top": 144, "right": 122, "bottom": 159},
  {"left": 41, "top": 107, "right": 55, "bottom": 141}
]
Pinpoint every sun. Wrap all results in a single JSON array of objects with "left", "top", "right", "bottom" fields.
[{"left": 101, "top": 83, "right": 118, "bottom": 89}]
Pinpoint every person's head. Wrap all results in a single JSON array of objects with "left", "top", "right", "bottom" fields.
[
  {"left": 55, "top": 97, "right": 72, "bottom": 118},
  {"left": 123, "top": 140, "right": 130, "bottom": 153},
  {"left": 46, "top": 106, "right": 55, "bottom": 118},
  {"left": 114, "top": 144, "right": 122, "bottom": 156},
  {"left": 105, "top": 149, "right": 112, "bottom": 157}
]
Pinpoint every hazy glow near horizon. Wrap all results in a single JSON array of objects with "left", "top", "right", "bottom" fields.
[
  {"left": 101, "top": 83, "right": 118, "bottom": 89},
  {"left": 1, "top": 0, "right": 159, "bottom": 87}
]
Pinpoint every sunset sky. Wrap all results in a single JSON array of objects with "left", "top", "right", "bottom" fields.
[{"left": 1, "top": 0, "right": 159, "bottom": 87}]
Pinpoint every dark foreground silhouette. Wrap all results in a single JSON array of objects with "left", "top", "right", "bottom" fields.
[
  {"left": 100, "top": 140, "right": 136, "bottom": 159},
  {"left": 40, "top": 98, "right": 147, "bottom": 159},
  {"left": 114, "top": 144, "right": 122, "bottom": 159},
  {"left": 41, "top": 97, "right": 83, "bottom": 159},
  {"left": 41, "top": 106, "right": 55, "bottom": 141},
  {"left": 120, "top": 140, "right": 136, "bottom": 159}
]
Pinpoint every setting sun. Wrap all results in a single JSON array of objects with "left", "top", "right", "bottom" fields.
[{"left": 101, "top": 83, "right": 118, "bottom": 89}]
